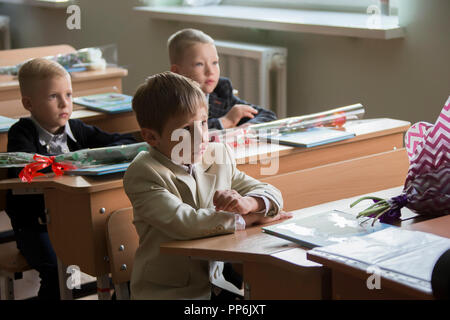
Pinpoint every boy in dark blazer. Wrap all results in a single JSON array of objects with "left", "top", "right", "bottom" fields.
[
  {"left": 5, "top": 58, "right": 136, "bottom": 299},
  {"left": 168, "top": 28, "right": 277, "bottom": 130}
]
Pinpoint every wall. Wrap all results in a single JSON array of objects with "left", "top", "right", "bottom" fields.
[{"left": 0, "top": 0, "right": 449, "bottom": 123}]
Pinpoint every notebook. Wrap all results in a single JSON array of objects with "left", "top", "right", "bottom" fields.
[
  {"left": 265, "top": 127, "right": 355, "bottom": 148},
  {"left": 73, "top": 93, "right": 132, "bottom": 114},
  {"left": 262, "top": 209, "right": 393, "bottom": 248},
  {"left": 66, "top": 162, "right": 130, "bottom": 176},
  {"left": 0, "top": 116, "right": 18, "bottom": 133},
  {"left": 308, "top": 228, "right": 450, "bottom": 293}
]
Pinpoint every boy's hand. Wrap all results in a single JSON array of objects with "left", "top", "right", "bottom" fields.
[
  {"left": 243, "top": 211, "right": 293, "bottom": 227},
  {"left": 220, "top": 105, "right": 258, "bottom": 128},
  {"left": 213, "top": 190, "right": 263, "bottom": 214}
]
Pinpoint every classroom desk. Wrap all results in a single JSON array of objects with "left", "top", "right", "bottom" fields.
[
  {"left": 306, "top": 215, "right": 448, "bottom": 300},
  {"left": 160, "top": 187, "right": 439, "bottom": 300},
  {"left": 0, "top": 106, "right": 139, "bottom": 153},
  {"left": 0, "top": 119, "right": 409, "bottom": 299},
  {"left": 0, "top": 173, "right": 131, "bottom": 299},
  {"left": 234, "top": 118, "right": 410, "bottom": 179},
  {"left": 0, "top": 44, "right": 128, "bottom": 102},
  {"left": 0, "top": 44, "right": 135, "bottom": 152},
  {"left": 0, "top": 67, "right": 139, "bottom": 153},
  {"left": 0, "top": 67, "right": 128, "bottom": 102}
]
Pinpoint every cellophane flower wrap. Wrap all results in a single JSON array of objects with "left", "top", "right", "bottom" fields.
[
  {"left": 0, "top": 142, "right": 149, "bottom": 182},
  {"left": 209, "top": 104, "right": 365, "bottom": 148},
  {"left": 249, "top": 103, "right": 365, "bottom": 136},
  {"left": 353, "top": 96, "right": 450, "bottom": 223}
]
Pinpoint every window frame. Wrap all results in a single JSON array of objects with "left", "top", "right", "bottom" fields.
[{"left": 222, "top": 0, "right": 398, "bottom": 15}]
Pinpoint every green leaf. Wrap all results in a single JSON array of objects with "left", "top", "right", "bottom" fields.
[
  {"left": 371, "top": 207, "right": 391, "bottom": 226},
  {"left": 350, "top": 196, "right": 385, "bottom": 208}
]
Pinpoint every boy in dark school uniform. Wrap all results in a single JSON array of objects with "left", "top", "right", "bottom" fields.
[
  {"left": 5, "top": 58, "right": 136, "bottom": 299},
  {"left": 168, "top": 28, "right": 277, "bottom": 130}
]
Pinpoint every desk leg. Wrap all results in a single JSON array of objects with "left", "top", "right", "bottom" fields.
[
  {"left": 96, "top": 274, "right": 111, "bottom": 300},
  {"left": 57, "top": 258, "right": 73, "bottom": 300},
  {"left": 0, "top": 276, "right": 14, "bottom": 300}
]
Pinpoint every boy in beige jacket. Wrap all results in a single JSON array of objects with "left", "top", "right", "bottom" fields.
[{"left": 124, "top": 71, "right": 289, "bottom": 299}]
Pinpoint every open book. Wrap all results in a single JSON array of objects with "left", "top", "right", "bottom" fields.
[
  {"left": 73, "top": 93, "right": 132, "bottom": 114},
  {"left": 308, "top": 228, "right": 450, "bottom": 293},
  {"left": 262, "top": 210, "right": 392, "bottom": 248},
  {"left": 0, "top": 115, "right": 18, "bottom": 133}
]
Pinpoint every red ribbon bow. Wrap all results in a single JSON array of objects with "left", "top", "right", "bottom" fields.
[{"left": 19, "top": 154, "right": 77, "bottom": 183}]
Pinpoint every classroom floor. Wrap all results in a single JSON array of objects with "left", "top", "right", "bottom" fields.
[{"left": 0, "top": 210, "right": 98, "bottom": 300}]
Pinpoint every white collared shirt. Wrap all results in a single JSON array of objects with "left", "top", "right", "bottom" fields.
[{"left": 30, "top": 116, "right": 77, "bottom": 155}]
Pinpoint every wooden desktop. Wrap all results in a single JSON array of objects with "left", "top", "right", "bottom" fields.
[
  {"left": 234, "top": 118, "right": 410, "bottom": 179},
  {"left": 0, "top": 45, "right": 126, "bottom": 101}
]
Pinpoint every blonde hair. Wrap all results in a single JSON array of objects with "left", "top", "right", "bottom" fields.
[
  {"left": 167, "top": 28, "right": 214, "bottom": 65},
  {"left": 132, "top": 71, "right": 207, "bottom": 134},
  {"left": 18, "top": 58, "right": 69, "bottom": 96}
]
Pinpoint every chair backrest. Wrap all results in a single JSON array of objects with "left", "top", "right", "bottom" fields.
[
  {"left": 0, "top": 168, "right": 7, "bottom": 211},
  {"left": 105, "top": 207, "right": 138, "bottom": 286},
  {"left": 260, "top": 148, "right": 410, "bottom": 212}
]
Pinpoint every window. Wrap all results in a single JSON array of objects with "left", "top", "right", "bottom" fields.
[
  {"left": 222, "top": 0, "right": 398, "bottom": 15},
  {"left": 134, "top": 0, "right": 403, "bottom": 39}
]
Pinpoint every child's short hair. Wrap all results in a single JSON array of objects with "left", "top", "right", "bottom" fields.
[
  {"left": 167, "top": 28, "right": 214, "bottom": 65},
  {"left": 132, "top": 71, "right": 207, "bottom": 134},
  {"left": 18, "top": 58, "right": 69, "bottom": 96}
]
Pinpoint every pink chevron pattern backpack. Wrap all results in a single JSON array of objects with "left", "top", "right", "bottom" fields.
[
  {"left": 353, "top": 96, "right": 450, "bottom": 223},
  {"left": 403, "top": 96, "right": 450, "bottom": 214}
]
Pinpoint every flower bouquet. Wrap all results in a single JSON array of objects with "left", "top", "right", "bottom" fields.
[
  {"left": 0, "top": 142, "right": 149, "bottom": 182},
  {"left": 209, "top": 103, "right": 365, "bottom": 149},
  {"left": 352, "top": 96, "right": 450, "bottom": 224},
  {"left": 0, "top": 44, "right": 118, "bottom": 76}
]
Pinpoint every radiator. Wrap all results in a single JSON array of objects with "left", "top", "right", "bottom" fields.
[{"left": 214, "top": 40, "right": 288, "bottom": 118}]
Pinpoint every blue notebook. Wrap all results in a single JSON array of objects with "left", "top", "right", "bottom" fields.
[
  {"left": 262, "top": 210, "right": 393, "bottom": 248},
  {"left": 73, "top": 93, "right": 132, "bottom": 114},
  {"left": 0, "top": 116, "right": 18, "bottom": 133},
  {"left": 265, "top": 127, "right": 355, "bottom": 148},
  {"left": 66, "top": 162, "right": 130, "bottom": 176}
]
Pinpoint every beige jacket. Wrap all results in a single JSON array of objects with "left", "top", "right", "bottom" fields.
[{"left": 123, "top": 142, "right": 283, "bottom": 299}]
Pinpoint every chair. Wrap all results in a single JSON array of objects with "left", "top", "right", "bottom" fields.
[
  {"left": 0, "top": 241, "right": 31, "bottom": 300},
  {"left": 105, "top": 207, "right": 138, "bottom": 300}
]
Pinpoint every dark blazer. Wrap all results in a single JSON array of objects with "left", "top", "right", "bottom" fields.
[
  {"left": 207, "top": 77, "right": 277, "bottom": 130},
  {"left": 5, "top": 118, "right": 136, "bottom": 230}
]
